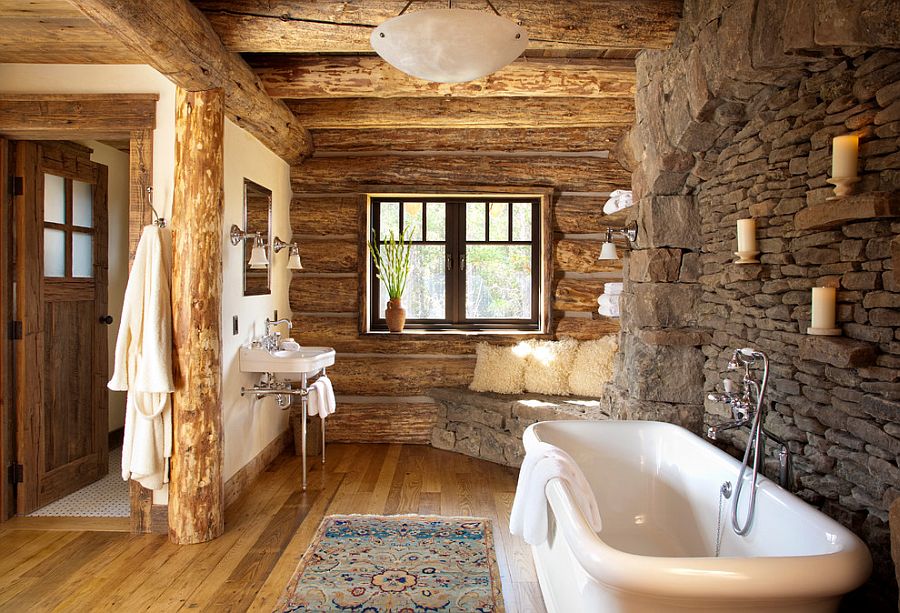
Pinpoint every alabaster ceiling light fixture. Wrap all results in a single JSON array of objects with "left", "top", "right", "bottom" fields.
[{"left": 370, "top": 0, "right": 529, "bottom": 83}]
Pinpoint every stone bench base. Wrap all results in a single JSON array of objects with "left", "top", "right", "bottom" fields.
[{"left": 428, "top": 387, "right": 611, "bottom": 468}]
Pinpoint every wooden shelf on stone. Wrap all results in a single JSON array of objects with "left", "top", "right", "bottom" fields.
[{"left": 795, "top": 191, "right": 900, "bottom": 231}]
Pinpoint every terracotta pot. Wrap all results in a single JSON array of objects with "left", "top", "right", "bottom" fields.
[{"left": 385, "top": 298, "right": 406, "bottom": 333}]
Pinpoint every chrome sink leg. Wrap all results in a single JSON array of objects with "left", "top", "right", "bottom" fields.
[
  {"left": 322, "top": 417, "right": 326, "bottom": 464},
  {"left": 301, "top": 372, "right": 308, "bottom": 491}
]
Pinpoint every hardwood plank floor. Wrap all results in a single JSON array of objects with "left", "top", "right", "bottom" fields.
[{"left": 0, "top": 444, "right": 545, "bottom": 613}]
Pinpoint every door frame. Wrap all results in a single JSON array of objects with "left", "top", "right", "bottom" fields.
[{"left": 0, "top": 93, "right": 158, "bottom": 532}]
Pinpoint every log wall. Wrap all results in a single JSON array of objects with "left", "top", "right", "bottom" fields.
[{"left": 291, "top": 123, "right": 632, "bottom": 444}]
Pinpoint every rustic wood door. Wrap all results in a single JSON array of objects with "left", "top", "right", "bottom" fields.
[{"left": 14, "top": 141, "right": 110, "bottom": 514}]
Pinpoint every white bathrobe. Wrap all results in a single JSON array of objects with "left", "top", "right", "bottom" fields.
[{"left": 108, "top": 225, "right": 174, "bottom": 490}]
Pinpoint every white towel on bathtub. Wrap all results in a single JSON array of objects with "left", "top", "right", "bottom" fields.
[{"left": 510, "top": 441, "right": 602, "bottom": 546}]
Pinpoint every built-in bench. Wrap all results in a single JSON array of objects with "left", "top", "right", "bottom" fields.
[{"left": 428, "top": 386, "right": 612, "bottom": 467}]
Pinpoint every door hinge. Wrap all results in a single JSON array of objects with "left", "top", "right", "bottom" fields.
[
  {"left": 12, "top": 176, "right": 23, "bottom": 197},
  {"left": 9, "top": 321, "right": 22, "bottom": 340},
  {"left": 8, "top": 463, "right": 23, "bottom": 484}
]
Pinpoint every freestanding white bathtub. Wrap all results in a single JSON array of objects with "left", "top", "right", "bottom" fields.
[{"left": 523, "top": 420, "right": 871, "bottom": 613}]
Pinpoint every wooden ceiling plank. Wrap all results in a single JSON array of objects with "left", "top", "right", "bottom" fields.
[
  {"left": 288, "top": 97, "right": 635, "bottom": 129},
  {"left": 68, "top": 0, "right": 313, "bottom": 162},
  {"left": 194, "top": 0, "right": 681, "bottom": 52},
  {"left": 310, "top": 127, "right": 630, "bottom": 153},
  {"left": 252, "top": 55, "right": 636, "bottom": 99}
]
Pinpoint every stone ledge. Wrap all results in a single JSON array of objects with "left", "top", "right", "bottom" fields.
[
  {"left": 428, "top": 386, "right": 611, "bottom": 467},
  {"left": 799, "top": 335, "right": 878, "bottom": 369},
  {"left": 795, "top": 191, "right": 900, "bottom": 231}
]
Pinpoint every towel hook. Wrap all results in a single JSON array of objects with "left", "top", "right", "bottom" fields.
[{"left": 146, "top": 186, "right": 166, "bottom": 228}]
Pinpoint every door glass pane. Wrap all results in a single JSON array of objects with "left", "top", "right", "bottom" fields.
[
  {"left": 379, "top": 202, "right": 400, "bottom": 240},
  {"left": 378, "top": 245, "right": 445, "bottom": 320},
  {"left": 512, "top": 202, "right": 532, "bottom": 241},
  {"left": 488, "top": 202, "right": 509, "bottom": 241},
  {"left": 44, "top": 228, "right": 66, "bottom": 277},
  {"left": 72, "top": 232, "right": 93, "bottom": 278},
  {"left": 402, "top": 201, "right": 423, "bottom": 241},
  {"left": 425, "top": 201, "right": 445, "bottom": 241},
  {"left": 72, "top": 180, "right": 93, "bottom": 228},
  {"left": 466, "top": 201, "right": 485, "bottom": 241},
  {"left": 44, "top": 174, "right": 66, "bottom": 224},
  {"left": 466, "top": 245, "right": 532, "bottom": 319}
]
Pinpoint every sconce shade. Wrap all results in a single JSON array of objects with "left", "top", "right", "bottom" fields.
[
  {"left": 598, "top": 241, "right": 619, "bottom": 261},
  {"left": 370, "top": 9, "right": 528, "bottom": 83},
  {"left": 249, "top": 234, "right": 269, "bottom": 270},
  {"left": 287, "top": 243, "right": 303, "bottom": 270}
]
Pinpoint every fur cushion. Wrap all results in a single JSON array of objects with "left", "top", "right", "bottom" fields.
[
  {"left": 523, "top": 337, "right": 580, "bottom": 396},
  {"left": 568, "top": 336, "right": 618, "bottom": 397},
  {"left": 469, "top": 342, "right": 526, "bottom": 394}
]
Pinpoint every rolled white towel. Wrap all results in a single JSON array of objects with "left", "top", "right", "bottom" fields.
[
  {"left": 306, "top": 376, "right": 336, "bottom": 418},
  {"left": 597, "top": 294, "right": 620, "bottom": 318},
  {"left": 602, "top": 189, "right": 633, "bottom": 215},
  {"left": 603, "top": 282, "right": 623, "bottom": 296},
  {"left": 510, "top": 441, "right": 602, "bottom": 546},
  {"left": 319, "top": 375, "right": 336, "bottom": 416},
  {"left": 306, "top": 380, "right": 322, "bottom": 417}
]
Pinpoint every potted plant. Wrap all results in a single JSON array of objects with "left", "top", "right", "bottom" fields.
[{"left": 368, "top": 228, "right": 413, "bottom": 332}]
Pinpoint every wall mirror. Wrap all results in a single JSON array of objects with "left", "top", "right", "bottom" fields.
[{"left": 243, "top": 179, "right": 272, "bottom": 296}]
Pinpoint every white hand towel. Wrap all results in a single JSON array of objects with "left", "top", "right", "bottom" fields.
[
  {"left": 510, "top": 441, "right": 602, "bottom": 546},
  {"left": 597, "top": 294, "right": 621, "bottom": 318},
  {"left": 319, "top": 375, "right": 336, "bottom": 416},
  {"left": 307, "top": 380, "right": 322, "bottom": 417},
  {"left": 108, "top": 225, "right": 174, "bottom": 491},
  {"left": 602, "top": 189, "right": 633, "bottom": 215}
]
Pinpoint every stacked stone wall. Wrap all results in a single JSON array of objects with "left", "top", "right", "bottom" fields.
[{"left": 615, "top": 0, "right": 900, "bottom": 607}]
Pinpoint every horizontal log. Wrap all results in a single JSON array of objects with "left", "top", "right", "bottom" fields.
[
  {"left": 290, "top": 314, "right": 548, "bottom": 354},
  {"left": 554, "top": 194, "right": 619, "bottom": 234},
  {"left": 325, "top": 402, "right": 438, "bottom": 444},
  {"left": 311, "top": 126, "right": 630, "bottom": 153},
  {"left": 297, "top": 238, "right": 357, "bottom": 273},
  {"left": 291, "top": 195, "right": 361, "bottom": 236},
  {"left": 290, "top": 275, "right": 357, "bottom": 313},
  {"left": 291, "top": 156, "right": 631, "bottom": 193},
  {"left": 0, "top": 94, "right": 157, "bottom": 138},
  {"left": 554, "top": 278, "right": 607, "bottom": 312},
  {"left": 196, "top": 1, "right": 680, "bottom": 52},
  {"left": 253, "top": 56, "right": 635, "bottom": 99},
  {"left": 554, "top": 239, "right": 625, "bottom": 274},
  {"left": 554, "top": 315, "right": 620, "bottom": 340},
  {"left": 288, "top": 97, "right": 635, "bottom": 129},
  {"left": 328, "top": 356, "right": 476, "bottom": 395},
  {"left": 69, "top": 0, "right": 312, "bottom": 162}
]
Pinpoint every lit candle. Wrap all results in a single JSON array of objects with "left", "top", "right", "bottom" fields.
[
  {"left": 810, "top": 287, "right": 837, "bottom": 330},
  {"left": 736, "top": 218, "right": 757, "bottom": 253},
  {"left": 832, "top": 135, "right": 859, "bottom": 179}
]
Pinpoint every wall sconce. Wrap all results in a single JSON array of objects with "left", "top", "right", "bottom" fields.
[
  {"left": 597, "top": 221, "right": 638, "bottom": 261},
  {"left": 273, "top": 237, "right": 304, "bottom": 270},
  {"left": 230, "top": 224, "right": 269, "bottom": 269}
]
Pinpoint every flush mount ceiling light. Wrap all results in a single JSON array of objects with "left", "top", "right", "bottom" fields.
[{"left": 370, "top": 0, "right": 529, "bottom": 83}]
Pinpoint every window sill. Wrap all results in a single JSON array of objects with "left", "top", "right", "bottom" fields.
[{"left": 363, "top": 329, "right": 549, "bottom": 337}]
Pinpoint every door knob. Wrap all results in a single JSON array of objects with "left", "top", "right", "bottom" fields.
[{"left": 99, "top": 315, "right": 113, "bottom": 325}]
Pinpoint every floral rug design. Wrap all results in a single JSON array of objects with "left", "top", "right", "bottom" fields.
[{"left": 275, "top": 514, "right": 504, "bottom": 612}]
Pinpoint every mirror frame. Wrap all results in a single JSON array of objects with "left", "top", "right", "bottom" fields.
[{"left": 242, "top": 178, "right": 272, "bottom": 297}]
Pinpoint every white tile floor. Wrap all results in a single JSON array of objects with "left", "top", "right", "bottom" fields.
[{"left": 28, "top": 447, "right": 130, "bottom": 518}]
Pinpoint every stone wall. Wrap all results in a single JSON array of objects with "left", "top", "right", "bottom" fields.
[{"left": 613, "top": 0, "right": 900, "bottom": 608}]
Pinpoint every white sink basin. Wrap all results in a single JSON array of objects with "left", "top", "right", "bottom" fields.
[{"left": 240, "top": 345, "right": 335, "bottom": 376}]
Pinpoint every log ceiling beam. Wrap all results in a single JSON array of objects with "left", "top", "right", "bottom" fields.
[
  {"left": 288, "top": 97, "right": 635, "bottom": 129},
  {"left": 194, "top": 0, "right": 682, "bottom": 53},
  {"left": 68, "top": 0, "right": 313, "bottom": 163},
  {"left": 310, "top": 126, "right": 630, "bottom": 153},
  {"left": 251, "top": 56, "right": 636, "bottom": 99}
]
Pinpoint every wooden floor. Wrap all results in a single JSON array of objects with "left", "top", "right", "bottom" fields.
[{"left": 0, "top": 443, "right": 545, "bottom": 612}]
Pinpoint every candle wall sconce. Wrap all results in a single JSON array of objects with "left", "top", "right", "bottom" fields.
[
  {"left": 734, "top": 218, "right": 760, "bottom": 265},
  {"left": 827, "top": 134, "right": 860, "bottom": 200}
]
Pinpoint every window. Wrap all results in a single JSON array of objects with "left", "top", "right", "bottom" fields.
[
  {"left": 367, "top": 194, "right": 545, "bottom": 332},
  {"left": 43, "top": 173, "right": 96, "bottom": 279}
]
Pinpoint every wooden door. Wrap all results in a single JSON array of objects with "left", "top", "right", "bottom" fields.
[{"left": 14, "top": 141, "right": 109, "bottom": 514}]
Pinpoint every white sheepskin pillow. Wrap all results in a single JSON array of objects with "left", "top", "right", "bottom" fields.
[
  {"left": 469, "top": 342, "right": 526, "bottom": 394},
  {"left": 568, "top": 336, "right": 618, "bottom": 397},
  {"left": 523, "top": 337, "right": 579, "bottom": 396}
]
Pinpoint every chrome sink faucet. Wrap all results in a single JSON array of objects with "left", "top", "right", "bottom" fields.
[{"left": 262, "top": 318, "right": 293, "bottom": 352}]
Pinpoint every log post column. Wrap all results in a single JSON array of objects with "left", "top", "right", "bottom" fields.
[{"left": 169, "top": 87, "right": 225, "bottom": 545}]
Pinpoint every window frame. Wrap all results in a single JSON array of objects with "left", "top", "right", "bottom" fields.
[{"left": 363, "top": 191, "right": 551, "bottom": 334}]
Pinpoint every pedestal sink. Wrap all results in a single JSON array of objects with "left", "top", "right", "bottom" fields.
[{"left": 239, "top": 345, "right": 335, "bottom": 376}]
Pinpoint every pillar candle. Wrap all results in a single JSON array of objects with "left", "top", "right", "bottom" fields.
[
  {"left": 832, "top": 135, "right": 859, "bottom": 178},
  {"left": 811, "top": 287, "right": 837, "bottom": 330},
  {"left": 736, "top": 218, "right": 757, "bottom": 252}
]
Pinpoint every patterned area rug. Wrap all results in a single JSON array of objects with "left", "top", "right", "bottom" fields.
[{"left": 276, "top": 514, "right": 505, "bottom": 612}]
